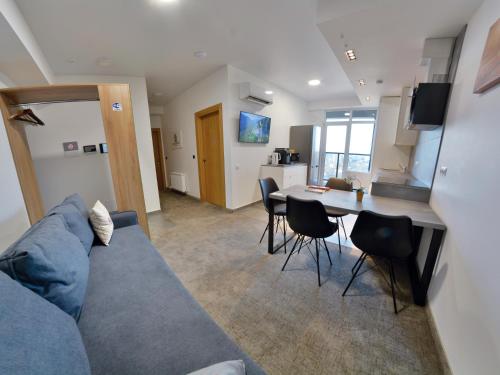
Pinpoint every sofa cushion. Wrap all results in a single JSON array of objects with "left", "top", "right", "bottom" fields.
[
  {"left": 0, "top": 272, "right": 91, "bottom": 375},
  {"left": 63, "top": 193, "right": 89, "bottom": 218},
  {"left": 48, "top": 203, "right": 94, "bottom": 254},
  {"left": 79, "top": 225, "right": 265, "bottom": 375},
  {"left": 0, "top": 215, "right": 89, "bottom": 319}
]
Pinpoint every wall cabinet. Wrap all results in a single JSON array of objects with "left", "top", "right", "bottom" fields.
[
  {"left": 395, "top": 88, "right": 419, "bottom": 146},
  {"left": 260, "top": 164, "right": 307, "bottom": 189}
]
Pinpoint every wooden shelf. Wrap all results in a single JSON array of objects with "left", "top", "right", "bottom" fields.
[{"left": 0, "top": 84, "right": 100, "bottom": 105}]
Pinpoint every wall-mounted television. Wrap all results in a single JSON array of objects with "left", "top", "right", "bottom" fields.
[{"left": 238, "top": 111, "right": 271, "bottom": 144}]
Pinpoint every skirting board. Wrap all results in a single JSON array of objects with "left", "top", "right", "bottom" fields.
[{"left": 425, "top": 306, "right": 452, "bottom": 374}]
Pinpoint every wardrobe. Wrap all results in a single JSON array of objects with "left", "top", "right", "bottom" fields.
[{"left": 0, "top": 84, "right": 150, "bottom": 236}]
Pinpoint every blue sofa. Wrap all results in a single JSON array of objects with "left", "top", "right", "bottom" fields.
[{"left": 0, "top": 195, "right": 265, "bottom": 375}]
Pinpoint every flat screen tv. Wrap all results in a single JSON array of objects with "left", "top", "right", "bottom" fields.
[{"left": 238, "top": 111, "right": 271, "bottom": 143}]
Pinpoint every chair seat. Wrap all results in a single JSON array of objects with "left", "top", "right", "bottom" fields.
[
  {"left": 327, "top": 222, "right": 339, "bottom": 237},
  {"left": 326, "top": 208, "right": 349, "bottom": 217},
  {"left": 274, "top": 203, "right": 287, "bottom": 216}
]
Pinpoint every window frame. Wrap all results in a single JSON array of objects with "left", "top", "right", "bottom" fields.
[{"left": 322, "top": 108, "right": 377, "bottom": 181}]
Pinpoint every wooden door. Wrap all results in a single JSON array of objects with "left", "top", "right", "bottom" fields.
[
  {"left": 195, "top": 104, "right": 225, "bottom": 208},
  {"left": 151, "top": 128, "right": 166, "bottom": 191}
]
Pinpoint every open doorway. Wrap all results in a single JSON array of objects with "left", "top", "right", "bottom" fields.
[{"left": 151, "top": 128, "right": 166, "bottom": 192}]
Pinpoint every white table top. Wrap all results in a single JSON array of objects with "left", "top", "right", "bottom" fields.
[{"left": 270, "top": 185, "right": 446, "bottom": 230}]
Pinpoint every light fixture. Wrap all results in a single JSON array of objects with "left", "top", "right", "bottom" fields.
[
  {"left": 66, "top": 58, "right": 76, "bottom": 64},
  {"left": 345, "top": 49, "right": 356, "bottom": 61},
  {"left": 358, "top": 79, "right": 366, "bottom": 86},
  {"left": 153, "top": 0, "right": 178, "bottom": 4},
  {"left": 154, "top": 92, "right": 164, "bottom": 97},
  {"left": 344, "top": 112, "right": 350, "bottom": 116},
  {"left": 365, "top": 96, "right": 371, "bottom": 101},
  {"left": 376, "top": 79, "right": 384, "bottom": 85},
  {"left": 265, "top": 90, "right": 273, "bottom": 95},
  {"left": 308, "top": 79, "right": 321, "bottom": 86},
  {"left": 193, "top": 50, "right": 207, "bottom": 59}
]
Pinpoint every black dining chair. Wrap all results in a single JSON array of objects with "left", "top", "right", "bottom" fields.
[
  {"left": 281, "top": 195, "right": 340, "bottom": 286},
  {"left": 258, "top": 178, "right": 287, "bottom": 253},
  {"left": 325, "top": 177, "right": 352, "bottom": 245},
  {"left": 342, "top": 210, "right": 414, "bottom": 313}
]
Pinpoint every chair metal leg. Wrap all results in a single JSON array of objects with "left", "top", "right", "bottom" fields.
[
  {"left": 259, "top": 223, "right": 269, "bottom": 244},
  {"left": 351, "top": 252, "right": 367, "bottom": 274},
  {"left": 297, "top": 235, "right": 305, "bottom": 254},
  {"left": 315, "top": 239, "right": 321, "bottom": 287},
  {"left": 275, "top": 217, "right": 280, "bottom": 234},
  {"left": 336, "top": 218, "right": 342, "bottom": 254},
  {"left": 283, "top": 217, "right": 287, "bottom": 254},
  {"left": 340, "top": 217, "right": 348, "bottom": 239},
  {"left": 389, "top": 260, "right": 398, "bottom": 314},
  {"left": 322, "top": 238, "right": 332, "bottom": 265},
  {"left": 281, "top": 235, "right": 301, "bottom": 271},
  {"left": 342, "top": 252, "right": 366, "bottom": 296}
]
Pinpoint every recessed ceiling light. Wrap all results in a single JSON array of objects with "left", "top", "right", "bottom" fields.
[
  {"left": 308, "top": 79, "right": 321, "bottom": 86},
  {"left": 265, "top": 90, "right": 273, "bottom": 95},
  {"left": 153, "top": 0, "right": 178, "bottom": 4},
  {"left": 344, "top": 112, "right": 350, "bottom": 116},
  {"left": 365, "top": 96, "right": 371, "bottom": 101},
  {"left": 193, "top": 50, "right": 207, "bottom": 59},
  {"left": 358, "top": 79, "right": 366, "bottom": 86},
  {"left": 376, "top": 79, "right": 384, "bottom": 85},
  {"left": 154, "top": 92, "right": 164, "bottom": 97},
  {"left": 345, "top": 49, "right": 356, "bottom": 61},
  {"left": 96, "top": 57, "right": 112, "bottom": 67},
  {"left": 66, "top": 58, "right": 76, "bottom": 64}
]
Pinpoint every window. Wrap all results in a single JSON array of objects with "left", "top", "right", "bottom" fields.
[{"left": 322, "top": 109, "right": 376, "bottom": 181}]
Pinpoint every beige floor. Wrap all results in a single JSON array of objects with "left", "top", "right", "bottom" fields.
[{"left": 148, "top": 191, "right": 444, "bottom": 375}]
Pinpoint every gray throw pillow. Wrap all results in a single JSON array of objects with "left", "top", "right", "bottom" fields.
[
  {"left": 0, "top": 272, "right": 91, "bottom": 375},
  {"left": 0, "top": 215, "right": 89, "bottom": 319},
  {"left": 48, "top": 203, "right": 94, "bottom": 254},
  {"left": 188, "top": 360, "right": 246, "bottom": 375}
]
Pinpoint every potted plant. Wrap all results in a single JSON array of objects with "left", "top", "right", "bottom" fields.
[{"left": 344, "top": 176, "right": 365, "bottom": 202}]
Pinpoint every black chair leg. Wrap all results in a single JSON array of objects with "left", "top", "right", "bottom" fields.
[
  {"left": 259, "top": 223, "right": 269, "bottom": 244},
  {"left": 275, "top": 217, "right": 280, "bottom": 234},
  {"left": 322, "top": 238, "right": 332, "bottom": 265},
  {"left": 315, "top": 239, "right": 321, "bottom": 287},
  {"left": 340, "top": 217, "right": 348, "bottom": 239},
  {"left": 281, "top": 235, "right": 301, "bottom": 271},
  {"left": 297, "top": 235, "right": 305, "bottom": 254},
  {"left": 283, "top": 217, "right": 287, "bottom": 254},
  {"left": 351, "top": 252, "right": 367, "bottom": 274},
  {"left": 336, "top": 220, "right": 342, "bottom": 254},
  {"left": 389, "top": 260, "right": 398, "bottom": 314},
  {"left": 342, "top": 252, "right": 366, "bottom": 296}
]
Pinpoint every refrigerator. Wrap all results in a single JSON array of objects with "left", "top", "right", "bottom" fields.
[{"left": 289, "top": 125, "right": 322, "bottom": 185}]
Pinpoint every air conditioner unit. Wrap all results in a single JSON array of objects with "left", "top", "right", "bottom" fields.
[{"left": 239, "top": 82, "right": 273, "bottom": 106}]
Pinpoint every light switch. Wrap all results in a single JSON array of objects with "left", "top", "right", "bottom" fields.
[{"left": 440, "top": 166, "right": 448, "bottom": 176}]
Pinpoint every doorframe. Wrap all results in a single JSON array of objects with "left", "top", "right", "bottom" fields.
[
  {"left": 194, "top": 103, "right": 226, "bottom": 208},
  {"left": 151, "top": 127, "right": 167, "bottom": 192}
]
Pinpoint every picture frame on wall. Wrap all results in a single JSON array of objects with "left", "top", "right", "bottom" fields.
[
  {"left": 170, "top": 129, "right": 183, "bottom": 149},
  {"left": 474, "top": 18, "right": 500, "bottom": 94}
]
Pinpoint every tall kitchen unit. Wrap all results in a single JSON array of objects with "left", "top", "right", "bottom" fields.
[{"left": 289, "top": 125, "right": 322, "bottom": 185}]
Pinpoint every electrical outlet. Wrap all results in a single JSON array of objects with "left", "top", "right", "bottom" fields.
[{"left": 440, "top": 166, "right": 448, "bottom": 176}]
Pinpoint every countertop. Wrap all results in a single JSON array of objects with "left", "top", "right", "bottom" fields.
[
  {"left": 261, "top": 163, "right": 307, "bottom": 168},
  {"left": 372, "top": 169, "right": 430, "bottom": 190}
]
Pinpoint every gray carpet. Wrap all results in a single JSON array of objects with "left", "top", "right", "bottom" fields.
[{"left": 148, "top": 191, "right": 444, "bottom": 375}]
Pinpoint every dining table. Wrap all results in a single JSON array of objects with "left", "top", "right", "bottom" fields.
[{"left": 268, "top": 185, "right": 446, "bottom": 306}]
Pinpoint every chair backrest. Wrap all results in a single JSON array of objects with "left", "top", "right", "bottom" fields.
[
  {"left": 258, "top": 178, "right": 280, "bottom": 213},
  {"left": 350, "top": 210, "right": 414, "bottom": 258},
  {"left": 325, "top": 177, "right": 352, "bottom": 191},
  {"left": 286, "top": 195, "right": 332, "bottom": 238}
]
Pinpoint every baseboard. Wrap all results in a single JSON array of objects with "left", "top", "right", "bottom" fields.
[{"left": 425, "top": 305, "right": 453, "bottom": 374}]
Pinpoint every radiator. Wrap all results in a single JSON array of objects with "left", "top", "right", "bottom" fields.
[{"left": 169, "top": 172, "right": 187, "bottom": 193}]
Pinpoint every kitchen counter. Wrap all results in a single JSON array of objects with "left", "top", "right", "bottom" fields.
[
  {"left": 371, "top": 169, "right": 431, "bottom": 203},
  {"left": 261, "top": 163, "right": 307, "bottom": 168}
]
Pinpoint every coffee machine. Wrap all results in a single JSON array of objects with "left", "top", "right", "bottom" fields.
[{"left": 274, "top": 148, "right": 291, "bottom": 164}]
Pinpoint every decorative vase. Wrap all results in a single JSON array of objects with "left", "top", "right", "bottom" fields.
[{"left": 356, "top": 190, "right": 364, "bottom": 202}]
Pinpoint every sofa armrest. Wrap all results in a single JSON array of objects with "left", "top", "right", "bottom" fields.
[{"left": 109, "top": 211, "right": 138, "bottom": 229}]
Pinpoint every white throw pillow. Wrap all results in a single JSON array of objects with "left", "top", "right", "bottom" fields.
[
  {"left": 187, "top": 360, "right": 246, "bottom": 375},
  {"left": 89, "top": 200, "right": 114, "bottom": 246}
]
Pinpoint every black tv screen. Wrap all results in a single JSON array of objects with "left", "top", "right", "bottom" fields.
[{"left": 238, "top": 111, "right": 271, "bottom": 143}]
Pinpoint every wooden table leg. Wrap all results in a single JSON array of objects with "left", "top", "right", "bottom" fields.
[{"left": 408, "top": 227, "right": 445, "bottom": 306}]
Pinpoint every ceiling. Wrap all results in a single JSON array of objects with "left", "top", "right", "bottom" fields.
[
  {"left": 0, "top": 13, "right": 46, "bottom": 86},
  {"left": 14, "top": 0, "right": 358, "bottom": 105},
  {"left": 317, "top": 0, "right": 483, "bottom": 105}
]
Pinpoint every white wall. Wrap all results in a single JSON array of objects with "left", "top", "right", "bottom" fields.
[
  {"left": 25, "top": 102, "right": 116, "bottom": 211},
  {"left": 55, "top": 75, "right": 160, "bottom": 213},
  {"left": 427, "top": 0, "right": 500, "bottom": 373},
  {"left": 0, "top": 76, "right": 30, "bottom": 249},
  {"left": 163, "top": 66, "right": 229, "bottom": 200},
  {"left": 371, "top": 97, "right": 412, "bottom": 174},
  {"left": 226, "top": 65, "right": 315, "bottom": 208},
  {"left": 150, "top": 115, "right": 162, "bottom": 129}
]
